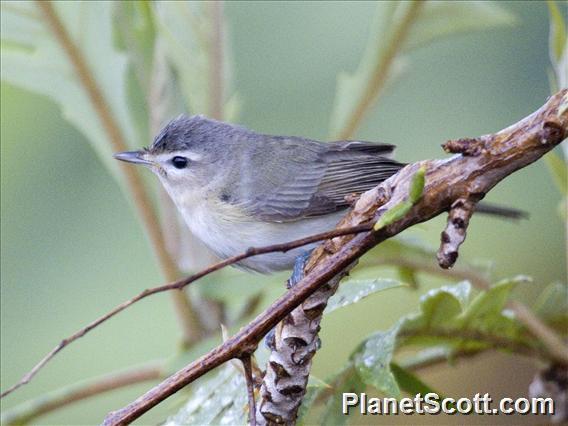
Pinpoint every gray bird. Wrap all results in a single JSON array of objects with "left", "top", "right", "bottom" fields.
[{"left": 114, "top": 115, "right": 518, "bottom": 273}]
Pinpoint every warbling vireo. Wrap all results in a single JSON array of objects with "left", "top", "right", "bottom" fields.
[{"left": 114, "top": 115, "right": 519, "bottom": 273}]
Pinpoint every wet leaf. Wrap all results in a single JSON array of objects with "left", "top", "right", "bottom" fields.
[
  {"left": 326, "top": 278, "right": 405, "bottom": 314},
  {"left": 164, "top": 364, "right": 247, "bottom": 426},
  {"left": 348, "top": 278, "right": 539, "bottom": 402},
  {"left": 456, "top": 276, "right": 529, "bottom": 331},
  {"left": 352, "top": 325, "right": 401, "bottom": 398},
  {"left": 390, "top": 362, "right": 440, "bottom": 397},
  {"left": 320, "top": 366, "right": 367, "bottom": 426}
]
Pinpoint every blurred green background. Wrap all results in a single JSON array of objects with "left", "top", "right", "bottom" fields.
[{"left": 1, "top": 1, "right": 565, "bottom": 425}]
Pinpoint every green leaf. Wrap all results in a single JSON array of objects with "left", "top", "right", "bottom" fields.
[
  {"left": 533, "top": 282, "right": 568, "bottom": 333},
  {"left": 114, "top": 1, "right": 155, "bottom": 90},
  {"left": 390, "top": 362, "right": 441, "bottom": 397},
  {"left": 326, "top": 278, "right": 405, "bottom": 314},
  {"left": 417, "top": 285, "right": 467, "bottom": 328},
  {"left": 352, "top": 324, "right": 401, "bottom": 398},
  {"left": 374, "top": 166, "right": 426, "bottom": 231},
  {"left": 543, "top": 151, "right": 568, "bottom": 195},
  {"left": 397, "top": 266, "right": 419, "bottom": 289},
  {"left": 1, "top": 2, "right": 138, "bottom": 180},
  {"left": 404, "top": 2, "right": 517, "bottom": 52},
  {"left": 297, "top": 375, "right": 333, "bottom": 424},
  {"left": 152, "top": 2, "right": 208, "bottom": 115},
  {"left": 164, "top": 364, "right": 247, "bottom": 426},
  {"left": 374, "top": 201, "right": 413, "bottom": 231},
  {"left": 457, "top": 276, "right": 529, "bottom": 331},
  {"left": 152, "top": 2, "right": 239, "bottom": 120},
  {"left": 320, "top": 366, "right": 367, "bottom": 426},
  {"left": 547, "top": 1, "right": 567, "bottom": 64},
  {"left": 409, "top": 166, "right": 426, "bottom": 203},
  {"left": 349, "top": 279, "right": 535, "bottom": 398}
]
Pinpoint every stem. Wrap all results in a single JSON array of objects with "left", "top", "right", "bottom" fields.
[
  {"left": 35, "top": 1, "right": 200, "bottom": 345},
  {"left": 209, "top": 0, "right": 224, "bottom": 120},
  {"left": 241, "top": 355, "right": 258, "bottom": 426},
  {"left": 336, "top": 1, "right": 423, "bottom": 139},
  {"left": 1, "top": 363, "right": 163, "bottom": 425}
]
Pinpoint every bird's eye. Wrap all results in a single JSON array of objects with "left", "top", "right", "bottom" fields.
[{"left": 171, "top": 156, "right": 189, "bottom": 169}]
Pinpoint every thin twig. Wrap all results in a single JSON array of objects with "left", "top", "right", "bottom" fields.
[
  {"left": 102, "top": 90, "right": 568, "bottom": 425},
  {"left": 240, "top": 355, "right": 258, "bottom": 426},
  {"left": 336, "top": 1, "right": 423, "bottom": 139},
  {"left": 372, "top": 256, "right": 491, "bottom": 289},
  {"left": 398, "top": 329, "right": 550, "bottom": 360},
  {"left": 509, "top": 301, "right": 568, "bottom": 369},
  {"left": 0, "top": 224, "right": 373, "bottom": 399},
  {"left": 0, "top": 363, "right": 163, "bottom": 425},
  {"left": 400, "top": 348, "right": 480, "bottom": 372},
  {"left": 35, "top": 1, "right": 200, "bottom": 344}
]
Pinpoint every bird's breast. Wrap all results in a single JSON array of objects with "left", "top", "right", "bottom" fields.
[{"left": 175, "top": 192, "right": 344, "bottom": 272}]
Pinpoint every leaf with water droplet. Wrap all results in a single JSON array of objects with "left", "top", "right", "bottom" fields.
[{"left": 326, "top": 278, "right": 405, "bottom": 314}]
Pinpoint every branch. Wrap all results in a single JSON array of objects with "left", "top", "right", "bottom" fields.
[
  {"left": 1, "top": 363, "right": 163, "bottom": 425},
  {"left": 241, "top": 355, "right": 258, "bottom": 426},
  {"left": 257, "top": 260, "right": 351, "bottom": 424},
  {"left": 0, "top": 224, "right": 374, "bottom": 400},
  {"left": 35, "top": 1, "right": 200, "bottom": 345},
  {"left": 102, "top": 91, "right": 568, "bottom": 425}
]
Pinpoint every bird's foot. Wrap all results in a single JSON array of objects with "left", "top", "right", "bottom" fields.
[
  {"left": 286, "top": 249, "right": 313, "bottom": 289},
  {"left": 264, "top": 250, "right": 314, "bottom": 350}
]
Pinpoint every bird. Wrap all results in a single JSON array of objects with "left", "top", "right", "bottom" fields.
[{"left": 114, "top": 115, "right": 520, "bottom": 273}]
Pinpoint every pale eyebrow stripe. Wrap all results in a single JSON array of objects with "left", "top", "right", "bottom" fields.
[{"left": 157, "top": 150, "right": 203, "bottom": 162}]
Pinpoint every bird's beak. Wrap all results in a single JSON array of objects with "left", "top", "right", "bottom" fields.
[{"left": 113, "top": 150, "right": 153, "bottom": 166}]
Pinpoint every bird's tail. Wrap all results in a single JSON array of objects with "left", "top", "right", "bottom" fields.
[{"left": 476, "top": 202, "right": 528, "bottom": 220}]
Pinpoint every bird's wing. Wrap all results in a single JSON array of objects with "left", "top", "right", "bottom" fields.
[{"left": 237, "top": 139, "right": 403, "bottom": 222}]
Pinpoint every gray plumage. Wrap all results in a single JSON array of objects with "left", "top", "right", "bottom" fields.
[
  {"left": 149, "top": 115, "right": 404, "bottom": 223},
  {"left": 119, "top": 115, "right": 404, "bottom": 272},
  {"left": 115, "top": 115, "right": 523, "bottom": 272}
]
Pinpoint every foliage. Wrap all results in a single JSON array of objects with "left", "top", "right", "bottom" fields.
[
  {"left": 1, "top": 1, "right": 136, "bottom": 180},
  {"left": 299, "top": 278, "right": 567, "bottom": 423}
]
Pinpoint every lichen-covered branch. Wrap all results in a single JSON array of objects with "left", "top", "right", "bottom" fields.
[
  {"left": 257, "top": 266, "right": 351, "bottom": 424},
  {"left": 437, "top": 197, "right": 475, "bottom": 268},
  {"left": 103, "top": 90, "right": 567, "bottom": 425}
]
